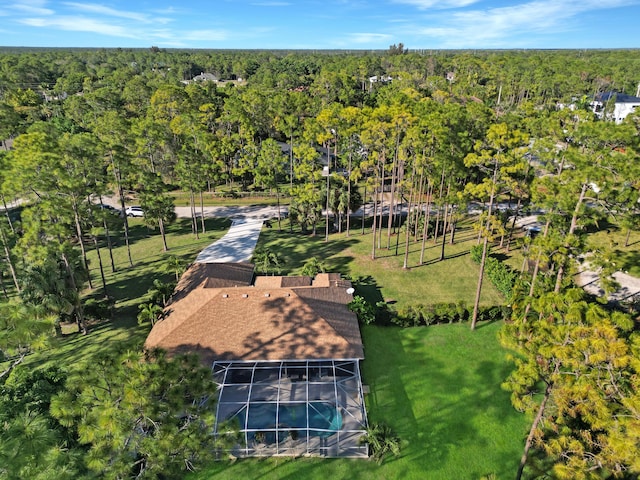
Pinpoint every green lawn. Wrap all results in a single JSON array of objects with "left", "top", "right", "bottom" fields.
[
  {"left": 189, "top": 322, "right": 528, "bottom": 480},
  {"left": 257, "top": 218, "right": 504, "bottom": 306},
  {"left": 187, "top": 220, "right": 525, "bottom": 479},
  {"left": 584, "top": 224, "right": 640, "bottom": 277}
]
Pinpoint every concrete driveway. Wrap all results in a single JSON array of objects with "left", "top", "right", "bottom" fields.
[{"left": 195, "top": 218, "right": 264, "bottom": 263}]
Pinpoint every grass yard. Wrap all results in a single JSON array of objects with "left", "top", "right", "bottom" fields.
[
  {"left": 256, "top": 218, "right": 504, "bottom": 306},
  {"left": 584, "top": 224, "right": 640, "bottom": 277},
  {"left": 187, "top": 219, "right": 526, "bottom": 479},
  {"left": 189, "top": 322, "right": 528, "bottom": 480}
]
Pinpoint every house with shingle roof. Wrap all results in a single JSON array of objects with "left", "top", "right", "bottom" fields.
[
  {"left": 144, "top": 263, "right": 368, "bottom": 458},
  {"left": 591, "top": 91, "right": 640, "bottom": 124}
]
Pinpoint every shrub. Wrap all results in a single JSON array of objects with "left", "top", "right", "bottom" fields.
[
  {"left": 83, "top": 297, "right": 114, "bottom": 321},
  {"left": 361, "top": 422, "right": 401, "bottom": 465},
  {"left": 348, "top": 296, "right": 377, "bottom": 325},
  {"left": 469, "top": 247, "right": 517, "bottom": 299},
  {"left": 470, "top": 244, "right": 483, "bottom": 263},
  {"left": 389, "top": 302, "right": 469, "bottom": 327}
]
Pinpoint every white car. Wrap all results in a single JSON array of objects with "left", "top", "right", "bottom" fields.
[{"left": 125, "top": 206, "right": 144, "bottom": 217}]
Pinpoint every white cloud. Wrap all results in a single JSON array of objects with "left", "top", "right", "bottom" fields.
[
  {"left": 62, "top": 2, "right": 150, "bottom": 22},
  {"left": 348, "top": 32, "right": 393, "bottom": 43},
  {"left": 393, "top": 0, "right": 479, "bottom": 9},
  {"left": 10, "top": 1, "right": 54, "bottom": 15},
  {"left": 19, "top": 15, "right": 138, "bottom": 38},
  {"left": 409, "top": 0, "right": 640, "bottom": 47}
]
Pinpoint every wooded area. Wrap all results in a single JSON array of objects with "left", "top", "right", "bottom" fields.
[{"left": 1, "top": 47, "right": 640, "bottom": 479}]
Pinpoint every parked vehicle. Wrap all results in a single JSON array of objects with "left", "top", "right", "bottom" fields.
[
  {"left": 98, "top": 203, "right": 119, "bottom": 215},
  {"left": 125, "top": 206, "right": 144, "bottom": 217}
]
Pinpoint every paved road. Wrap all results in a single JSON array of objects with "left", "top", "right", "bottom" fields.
[
  {"left": 108, "top": 196, "right": 640, "bottom": 300},
  {"left": 175, "top": 204, "right": 286, "bottom": 221},
  {"left": 576, "top": 264, "right": 640, "bottom": 303}
]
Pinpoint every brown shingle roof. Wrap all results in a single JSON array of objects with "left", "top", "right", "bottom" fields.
[
  {"left": 144, "top": 272, "right": 363, "bottom": 365},
  {"left": 254, "top": 276, "right": 312, "bottom": 288},
  {"left": 170, "top": 263, "right": 254, "bottom": 303}
]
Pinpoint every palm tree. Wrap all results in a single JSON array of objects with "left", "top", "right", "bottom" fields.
[
  {"left": 137, "top": 302, "right": 163, "bottom": 326},
  {"left": 164, "top": 255, "right": 187, "bottom": 282},
  {"left": 361, "top": 422, "right": 401, "bottom": 464}
]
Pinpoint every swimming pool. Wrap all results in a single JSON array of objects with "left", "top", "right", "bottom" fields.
[{"left": 240, "top": 402, "right": 342, "bottom": 441}]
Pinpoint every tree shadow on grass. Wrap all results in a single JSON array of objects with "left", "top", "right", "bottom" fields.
[
  {"left": 362, "top": 325, "right": 524, "bottom": 478},
  {"left": 349, "top": 275, "right": 384, "bottom": 306}
]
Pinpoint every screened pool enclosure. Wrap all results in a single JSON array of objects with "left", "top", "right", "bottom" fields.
[{"left": 213, "top": 359, "right": 369, "bottom": 457}]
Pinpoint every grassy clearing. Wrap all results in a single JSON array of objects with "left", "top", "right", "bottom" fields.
[
  {"left": 584, "top": 224, "right": 640, "bottom": 277},
  {"left": 190, "top": 322, "right": 528, "bottom": 480},
  {"left": 188, "top": 220, "right": 524, "bottom": 479},
  {"left": 257, "top": 218, "right": 504, "bottom": 306}
]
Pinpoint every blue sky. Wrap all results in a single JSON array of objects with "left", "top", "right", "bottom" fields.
[{"left": 0, "top": 0, "right": 638, "bottom": 49}]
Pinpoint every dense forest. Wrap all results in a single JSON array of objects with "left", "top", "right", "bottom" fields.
[{"left": 1, "top": 47, "right": 640, "bottom": 479}]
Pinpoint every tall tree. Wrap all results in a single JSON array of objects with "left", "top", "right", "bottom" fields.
[
  {"left": 502, "top": 287, "right": 640, "bottom": 480},
  {"left": 50, "top": 349, "right": 221, "bottom": 479},
  {"left": 464, "top": 122, "right": 529, "bottom": 329}
]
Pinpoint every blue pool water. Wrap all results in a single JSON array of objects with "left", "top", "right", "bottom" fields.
[{"left": 242, "top": 402, "right": 342, "bottom": 441}]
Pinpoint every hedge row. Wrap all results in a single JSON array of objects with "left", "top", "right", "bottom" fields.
[{"left": 385, "top": 302, "right": 511, "bottom": 328}]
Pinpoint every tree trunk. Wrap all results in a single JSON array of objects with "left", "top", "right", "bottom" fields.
[
  {"left": 0, "top": 222, "right": 20, "bottom": 292},
  {"left": 419, "top": 182, "right": 433, "bottom": 266},
  {"left": 0, "top": 270, "right": 7, "bottom": 299},
  {"left": 471, "top": 162, "right": 499, "bottom": 329},
  {"left": 471, "top": 236, "right": 489, "bottom": 331},
  {"left": 403, "top": 161, "right": 417, "bottom": 269},
  {"left": 276, "top": 183, "right": 282, "bottom": 232},
  {"left": 61, "top": 252, "right": 86, "bottom": 335},
  {"left": 93, "top": 235, "right": 108, "bottom": 297},
  {"left": 159, "top": 218, "right": 168, "bottom": 252},
  {"left": 433, "top": 163, "right": 446, "bottom": 244},
  {"left": 516, "top": 383, "right": 552, "bottom": 480},
  {"left": 1, "top": 195, "right": 15, "bottom": 234},
  {"left": 189, "top": 189, "right": 198, "bottom": 238},
  {"left": 386, "top": 157, "right": 398, "bottom": 250},
  {"left": 346, "top": 138, "right": 352, "bottom": 238},
  {"left": 554, "top": 182, "right": 588, "bottom": 293},
  {"left": 377, "top": 153, "right": 385, "bottom": 250},
  {"left": 505, "top": 197, "right": 522, "bottom": 252},
  {"left": 72, "top": 203, "right": 93, "bottom": 289},
  {"left": 439, "top": 182, "right": 451, "bottom": 261},
  {"left": 371, "top": 186, "right": 378, "bottom": 260},
  {"left": 362, "top": 184, "right": 367, "bottom": 236},
  {"left": 111, "top": 153, "right": 133, "bottom": 268},
  {"left": 199, "top": 190, "right": 206, "bottom": 234},
  {"left": 98, "top": 194, "right": 117, "bottom": 273}
]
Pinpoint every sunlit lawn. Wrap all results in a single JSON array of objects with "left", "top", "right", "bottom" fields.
[
  {"left": 256, "top": 217, "right": 504, "bottom": 306},
  {"left": 190, "top": 322, "right": 528, "bottom": 480},
  {"left": 188, "top": 219, "right": 525, "bottom": 479}
]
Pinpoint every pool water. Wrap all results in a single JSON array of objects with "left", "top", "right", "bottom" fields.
[{"left": 241, "top": 402, "right": 342, "bottom": 442}]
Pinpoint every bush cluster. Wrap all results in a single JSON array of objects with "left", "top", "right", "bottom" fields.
[
  {"left": 385, "top": 302, "right": 511, "bottom": 327},
  {"left": 470, "top": 245, "right": 518, "bottom": 298}
]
